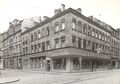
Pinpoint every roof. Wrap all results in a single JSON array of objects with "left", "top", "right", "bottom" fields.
[{"left": 21, "top": 8, "right": 115, "bottom": 35}]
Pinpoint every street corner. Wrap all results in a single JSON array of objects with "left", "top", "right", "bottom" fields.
[{"left": 0, "top": 78, "right": 20, "bottom": 84}]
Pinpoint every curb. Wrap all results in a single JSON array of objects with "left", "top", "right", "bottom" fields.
[{"left": 0, "top": 79, "right": 20, "bottom": 84}]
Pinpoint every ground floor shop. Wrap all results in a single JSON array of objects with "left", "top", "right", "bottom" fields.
[
  {"left": 4, "top": 56, "right": 22, "bottom": 69},
  {"left": 4, "top": 48, "right": 120, "bottom": 72},
  {"left": 21, "top": 56, "right": 120, "bottom": 72}
]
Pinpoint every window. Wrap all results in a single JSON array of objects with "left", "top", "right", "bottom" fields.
[
  {"left": 38, "top": 30, "right": 41, "bottom": 39},
  {"left": 38, "top": 43, "right": 41, "bottom": 52},
  {"left": 102, "top": 33, "right": 105, "bottom": 41},
  {"left": 83, "top": 39, "right": 86, "bottom": 49},
  {"left": 55, "top": 23, "right": 59, "bottom": 32},
  {"left": 99, "top": 31, "right": 102, "bottom": 39},
  {"left": 46, "top": 26, "right": 50, "bottom": 36},
  {"left": 26, "top": 40, "right": 28, "bottom": 44},
  {"left": 105, "top": 34, "right": 107, "bottom": 41},
  {"left": 31, "top": 34, "right": 33, "bottom": 42},
  {"left": 61, "top": 36, "right": 65, "bottom": 47},
  {"left": 23, "top": 48, "right": 25, "bottom": 55},
  {"left": 73, "top": 58, "right": 80, "bottom": 70},
  {"left": 72, "top": 18, "right": 76, "bottom": 29},
  {"left": 95, "top": 30, "right": 98, "bottom": 38},
  {"left": 46, "top": 41, "right": 50, "bottom": 50},
  {"left": 61, "top": 20, "right": 65, "bottom": 30},
  {"left": 42, "top": 42, "right": 45, "bottom": 51},
  {"left": 31, "top": 45, "right": 33, "bottom": 52},
  {"left": 87, "top": 40, "right": 91, "bottom": 50},
  {"left": 92, "top": 42, "right": 95, "bottom": 51},
  {"left": 92, "top": 28, "right": 95, "bottom": 37},
  {"left": 83, "top": 23, "right": 87, "bottom": 34},
  {"left": 34, "top": 32, "right": 37, "bottom": 41},
  {"left": 78, "top": 38, "right": 82, "bottom": 48},
  {"left": 72, "top": 36, "right": 76, "bottom": 47},
  {"left": 55, "top": 38, "right": 59, "bottom": 48},
  {"left": 78, "top": 21, "right": 82, "bottom": 32},
  {"left": 53, "top": 58, "right": 66, "bottom": 70},
  {"left": 34, "top": 44, "right": 37, "bottom": 52},
  {"left": 26, "top": 47, "right": 28, "bottom": 54},
  {"left": 88, "top": 25, "right": 91, "bottom": 36}
]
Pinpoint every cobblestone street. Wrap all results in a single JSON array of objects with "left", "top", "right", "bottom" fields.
[{"left": 0, "top": 69, "right": 120, "bottom": 84}]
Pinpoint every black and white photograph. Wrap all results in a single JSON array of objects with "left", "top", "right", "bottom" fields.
[{"left": 0, "top": 0, "right": 120, "bottom": 84}]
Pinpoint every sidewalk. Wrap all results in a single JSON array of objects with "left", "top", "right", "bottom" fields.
[
  {"left": 0, "top": 78, "right": 20, "bottom": 84},
  {"left": 0, "top": 69, "right": 119, "bottom": 84},
  {"left": 0, "top": 70, "right": 20, "bottom": 84}
]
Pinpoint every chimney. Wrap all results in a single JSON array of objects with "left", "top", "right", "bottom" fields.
[
  {"left": 43, "top": 16, "right": 49, "bottom": 21},
  {"left": 54, "top": 9, "right": 61, "bottom": 15},
  {"left": 39, "top": 16, "right": 42, "bottom": 23},
  {"left": 61, "top": 4, "right": 65, "bottom": 11},
  {"left": 88, "top": 16, "right": 93, "bottom": 20},
  {"left": 76, "top": 8, "right": 82, "bottom": 14}
]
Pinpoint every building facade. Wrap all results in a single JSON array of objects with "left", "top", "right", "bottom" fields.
[
  {"left": 2, "top": 19, "right": 22, "bottom": 69},
  {"left": 1, "top": 4, "right": 120, "bottom": 72},
  {"left": 20, "top": 4, "right": 120, "bottom": 72}
]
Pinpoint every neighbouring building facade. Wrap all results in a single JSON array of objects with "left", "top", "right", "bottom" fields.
[
  {"left": 0, "top": 17, "right": 42, "bottom": 69},
  {"left": 1, "top": 4, "right": 120, "bottom": 72},
  {"left": 2, "top": 19, "right": 22, "bottom": 69}
]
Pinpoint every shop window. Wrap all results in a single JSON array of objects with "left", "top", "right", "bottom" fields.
[
  {"left": 61, "top": 36, "right": 66, "bottom": 48},
  {"left": 53, "top": 58, "right": 66, "bottom": 70},
  {"left": 73, "top": 58, "right": 80, "bottom": 70},
  {"left": 55, "top": 38, "right": 59, "bottom": 48},
  {"left": 82, "top": 59, "right": 91, "bottom": 69}
]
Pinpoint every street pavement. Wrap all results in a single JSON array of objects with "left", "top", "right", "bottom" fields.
[{"left": 0, "top": 69, "right": 120, "bottom": 84}]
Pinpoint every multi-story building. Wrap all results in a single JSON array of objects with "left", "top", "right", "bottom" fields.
[
  {"left": 21, "top": 4, "right": 120, "bottom": 72},
  {"left": 110, "top": 28, "right": 120, "bottom": 68},
  {"left": 3, "top": 19, "right": 22, "bottom": 69},
  {"left": 1, "top": 17, "right": 42, "bottom": 69},
  {"left": 1, "top": 4, "right": 120, "bottom": 72}
]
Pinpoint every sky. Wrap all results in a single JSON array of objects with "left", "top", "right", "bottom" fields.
[{"left": 0, "top": 0, "right": 120, "bottom": 33}]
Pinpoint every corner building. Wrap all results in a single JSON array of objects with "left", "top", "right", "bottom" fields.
[{"left": 21, "top": 6, "right": 120, "bottom": 72}]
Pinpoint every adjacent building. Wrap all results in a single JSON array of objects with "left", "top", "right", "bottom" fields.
[{"left": 1, "top": 4, "right": 120, "bottom": 72}]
